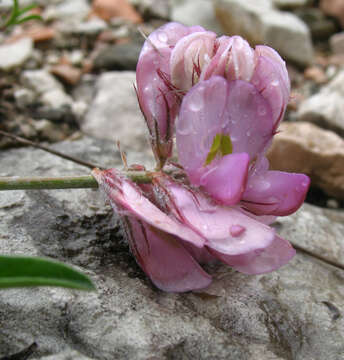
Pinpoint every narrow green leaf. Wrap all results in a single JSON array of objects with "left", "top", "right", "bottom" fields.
[
  {"left": 0, "top": 255, "right": 95, "bottom": 291},
  {"left": 204, "top": 133, "right": 233, "bottom": 166},
  {"left": 15, "top": 14, "right": 42, "bottom": 24},
  {"left": 17, "top": 3, "right": 39, "bottom": 17}
]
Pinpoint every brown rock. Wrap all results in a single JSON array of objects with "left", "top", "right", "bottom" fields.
[
  {"left": 304, "top": 66, "right": 327, "bottom": 84},
  {"left": 267, "top": 121, "right": 344, "bottom": 199},
  {"left": 320, "top": 0, "right": 344, "bottom": 28},
  {"left": 50, "top": 64, "right": 82, "bottom": 85},
  {"left": 91, "top": 0, "right": 142, "bottom": 23}
]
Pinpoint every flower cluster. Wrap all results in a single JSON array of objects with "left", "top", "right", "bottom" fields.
[{"left": 92, "top": 22, "right": 310, "bottom": 292}]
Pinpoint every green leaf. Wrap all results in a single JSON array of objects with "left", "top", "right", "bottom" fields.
[
  {"left": 0, "top": 255, "right": 95, "bottom": 291},
  {"left": 204, "top": 133, "right": 233, "bottom": 166},
  {"left": 15, "top": 14, "right": 42, "bottom": 24}
]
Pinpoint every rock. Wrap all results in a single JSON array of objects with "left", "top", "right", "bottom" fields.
[
  {"left": 21, "top": 69, "right": 64, "bottom": 95},
  {"left": 304, "top": 66, "right": 327, "bottom": 84},
  {"left": 272, "top": 0, "right": 312, "bottom": 8},
  {"left": 44, "top": 0, "right": 90, "bottom": 22},
  {"left": 81, "top": 71, "right": 152, "bottom": 157},
  {"left": 0, "top": 137, "right": 344, "bottom": 358},
  {"left": 320, "top": 0, "right": 344, "bottom": 28},
  {"left": 267, "top": 122, "right": 344, "bottom": 199},
  {"left": 296, "top": 7, "right": 338, "bottom": 40},
  {"left": 297, "top": 69, "right": 344, "bottom": 136},
  {"left": 131, "top": 0, "right": 170, "bottom": 20},
  {"left": 330, "top": 32, "right": 344, "bottom": 54},
  {"left": 61, "top": 18, "right": 108, "bottom": 36},
  {"left": 50, "top": 64, "right": 82, "bottom": 85},
  {"left": 170, "top": 0, "right": 223, "bottom": 34},
  {"left": 213, "top": 0, "right": 313, "bottom": 66},
  {"left": 21, "top": 69, "right": 73, "bottom": 109},
  {"left": 14, "top": 88, "right": 36, "bottom": 109},
  {"left": 93, "top": 41, "right": 142, "bottom": 70},
  {"left": 91, "top": 0, "right": 143, "bottom": 23},
  {"left": 0, "top": 37, "right": 33, "bottom": 71}
]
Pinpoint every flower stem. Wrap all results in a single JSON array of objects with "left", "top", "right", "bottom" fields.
[{"left": 0, "top": 171, "right": 154, "bottom": 191}]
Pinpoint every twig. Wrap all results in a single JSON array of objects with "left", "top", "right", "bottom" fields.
[{"left": 0, "top": 130, "right": 104, "bottom": 170}]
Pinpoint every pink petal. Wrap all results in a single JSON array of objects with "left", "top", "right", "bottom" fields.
[
  {"left": 125, "top": 217, "right": 212, "bottom": 292},
  {"left": 199, "top": 153, "right": 249, "bottom": 205},
  {"left": 92, "top": 168, "right": 205, "bottom": 248},
  {"left": 209, "top": 235, "right": 296, "bottom": 274},
  {"left": 200, "top": 36, "right": 233, "bottom": 81},
  {"left": 136, "top": 23, "right": 206, "bottom": 149},
  {"left": 242, "top": 171, "right": 311, "bottom": 216},
  {"left": 225, "top": 36, "right": 255, "bottom": 82},
  {"left": 170, "top": 31, "right": 217, "bottom": 91},
  {"left": 251, "top": 52, "right": 290, "bottom": 129},
  {"left": 157, "top": 178, "right": 276, "bottom": 256},
  {"left": 176, "top": 77, "right": 274, "bottom": 186}
]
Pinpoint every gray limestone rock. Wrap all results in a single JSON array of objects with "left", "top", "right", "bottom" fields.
[
  {"left": 0, "top": 136, "right": 343, "bottom": 359},
  {"left": 81, "top": 71, "right": 152, "bottom": 159},
  {"left": 170, "top": 0, "right": 223, "bottom": 34},
  {"left": 298, "top": 69, "right": 344, "bottom": 136},
  {"left": 0, "top": 37, "right": 33, "bottom": 71}
]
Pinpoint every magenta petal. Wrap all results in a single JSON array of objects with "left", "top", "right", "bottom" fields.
[
  {"left": 209, "top": 235, "right": 296, "bottom": 274},
  {"left": 242, "top": 171, "right": 311, "bottom": 216},
  {"left": 158, "top": 179, "right": 276, "bottom": 256},
  {"left": 125, "top": 218, "right": 212, "bottom": 292},
  {"left": 92, "top": 168, "right": 205, "bottom": 248},
  {"left": 251, "top": 54, "right": 289, "bottom": 129},
  {"left": 200, "top": 153, "right": 249, "bottom": 205},
  {"left": 176, "top": 77, "right": 274, "bottom": 187}
]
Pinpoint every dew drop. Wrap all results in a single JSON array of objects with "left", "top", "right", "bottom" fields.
[
  {"left": 254, "top": 178, "right": 271, "bottom": 191},
  {"left": 189, "top": 98, "right": 203, "bottom": 112},
  {"left": 271, "top": 79, "right": 279, "bottom": 87},
  {"left": 200, "top": 166, "right": 218, "bottom": 186},
  {"left": 258, "top": 106, "right": 267, "bottom": 116},
  {"left": 158, "top": 31, "right": 168, "bottom": 43},
  {"left": 177, "top": 120, "right": 194, "bottom": 136},
  {"left": 246, "top": 130, "right": 251, "bottom": 137},
  {"left": 230, "top": 224, "right": 246, "bottom": 237}
]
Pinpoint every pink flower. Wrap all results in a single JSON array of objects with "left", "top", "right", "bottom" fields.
[
  {"left": 95, "top": 22, "right": 311, "bottom": 292},
  {"left": 92, "top": 168, "right": 296, "bottom": 292},
  {"left": 136, "top": 22, "right": 290, "bottom": 166}
]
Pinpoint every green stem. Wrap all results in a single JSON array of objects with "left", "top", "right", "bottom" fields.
[{"left": 0, "top": 171, "right": 154, "bottom": 191}]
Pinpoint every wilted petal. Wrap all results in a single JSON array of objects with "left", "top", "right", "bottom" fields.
[
  {"left": 209, "top": 235, "right": 296, "bottom": 274},
  {"left": 92, "top": 168, "right": 205, "bottom": 247},
  {"left": 170, "top": 31, "right": 217, "bottom": 91},
  {"left": 125, "top": 217, "right": 212, "bottom": 292},
  {"left": 199, "top": 153, "right": 249, "bottom": 205},
  {"left": 242, "top": 170, "right": 310, "bottom": 216},
  {"left": 157, "top": 178, "right": 276, "bottom": 256}
]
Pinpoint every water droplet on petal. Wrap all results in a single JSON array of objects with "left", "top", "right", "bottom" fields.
[
  {"left": 271, "top": 79, "right": 279, "bottom": 87},
  {"left": 246, "top": 130, "right": 251, "bottom": 137},
  {"left": 189, "top": 99, "right": 203, "bottom": 112},
  {"left": 230, "top": 224, "right": 246, "bottom": 237},
  {"left": 177, "top": 119, "right": 194, "bottom": 136},
  {"left": 254, "top": 178, "right": 271, "bottom": 191},
  {"left": 200, "top": 166, "right": 218, "bottom": 186},
  {"left": 158, "top": 31, "right": 168, "bottom": 43},
  {"left": 258, "top": 106, "right": 267, "bottom": 116}
]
